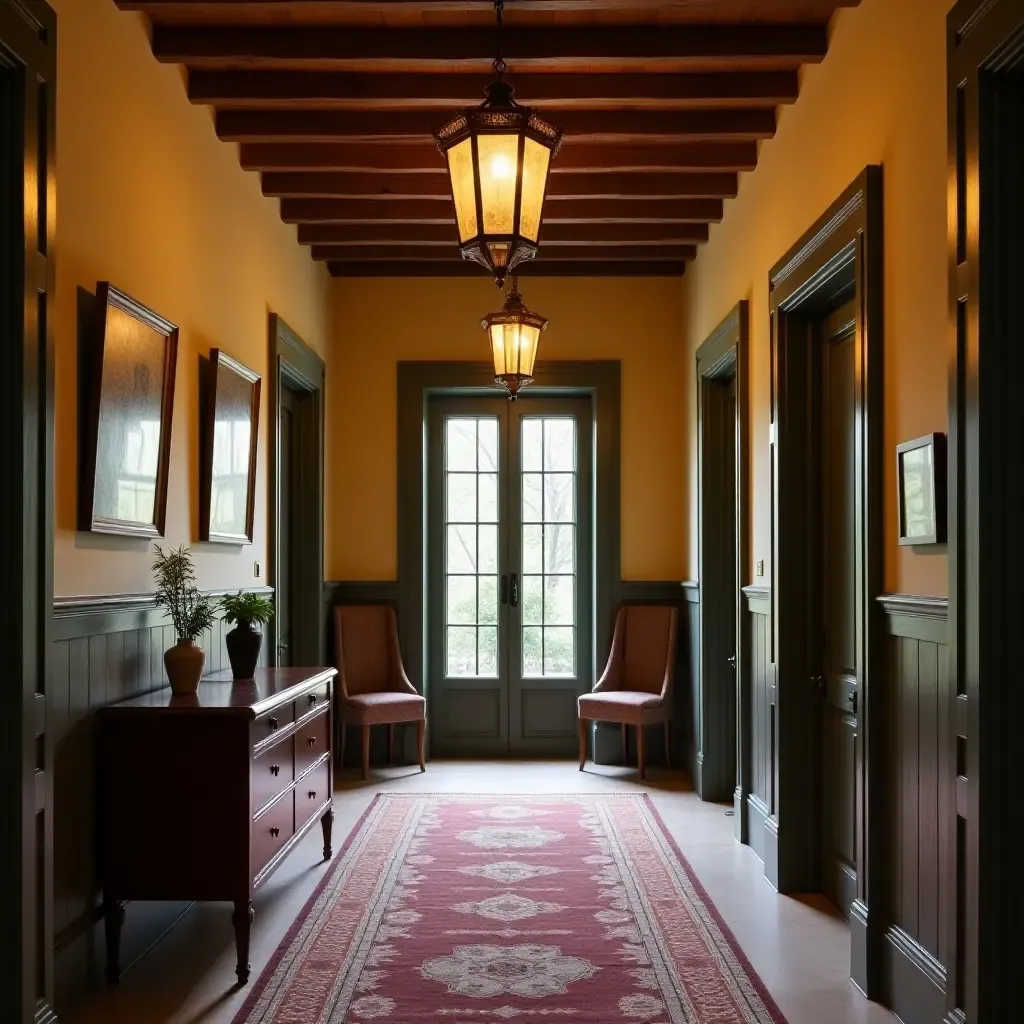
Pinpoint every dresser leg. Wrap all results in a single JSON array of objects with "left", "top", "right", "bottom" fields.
[
  {"left": 321, "top": 807, "right": 335, "bottom": 860},
  {"left": 103, "top": 899, "right": 125, "bottom": 985},
  {"left": 232, "top": 900, "right": 254, "bottom": 985}
]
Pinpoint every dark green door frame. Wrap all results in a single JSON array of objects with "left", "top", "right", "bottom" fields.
[
  {"left": 695, "top": 302, "right": 749, "bottom": 824},
  {"left": 397, "top": 361, "right": 621, "bottom": 759},
  {"left": 769, "top": 167, "right": 884, "bottom": 997}
]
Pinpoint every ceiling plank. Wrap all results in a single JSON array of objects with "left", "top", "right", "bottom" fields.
[
  {"left": 154, "top": 24, "right": 826, "bottom": 72},
  {"left": 326, "top": 260, "right": 688, "bottom": 278},
  {"left": 246, "top": 141, "right": 757, "bottom": 173},
  {"left": 265, "top": 195, "right": 724, "bottom": 222},
  {"left": 275, "top": 172, "right": 737, "bottom": 208},
  {"left": 298, "top": 222, "right": 710, "bottom": 244},
  {"left": 215, "top": 108, "right": 774, "bottom": 141},
  {"left": 315, "top": 243, "right": 696, "bottom": 261},
  {"left": 189, "top": 70, "right": 797, "bottom": 110}
]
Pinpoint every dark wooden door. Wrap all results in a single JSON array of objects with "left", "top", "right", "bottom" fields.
[
  {"left": 277, "top": 386, "right": 296, "bottom": 667},
  {"left": 428, "top": 394, "right": 593, "bottom": 756},
  {"left": 815, "top": 297, "right": 858, "bottom": 917},
  {"left": 0, "top": 2, "right": 56, "bottom": 1020}
]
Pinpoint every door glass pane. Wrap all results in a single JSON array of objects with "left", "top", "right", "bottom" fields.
[
  {"left": 445, "top": 416, "right": 501, "bottom": 678},
  {"left": 520, "top": 417, "right": 577, "bottom": 677}
]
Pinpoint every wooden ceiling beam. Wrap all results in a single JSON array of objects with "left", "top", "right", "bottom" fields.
[
  {"left": 298, "top": 222, "right": 709, "bottom": 245},
  {"left": 249, "top": 141, "right": 755, "bottom": 174},
  {"left": 216, "top": 107, "right": 774, "bottom": 141},
  {"left": 190, "top": 70, "right": 793, "bottom": 111},
  {"left": 267, "top": 195, "right": 724, "bottom": 222},
  {"left": 155, "top": 24, "right": 826, "bottom": 71},
  {"left": 326, "top": 259, "right": 687, "bottom": 278},
  {"left": 275, "top": 171, "right": 737, "bottom": 208},
  {"left": 319, "top": 244, "right": 694, "bottom": 261}
]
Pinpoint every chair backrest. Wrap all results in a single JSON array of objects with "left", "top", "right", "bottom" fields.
[
  {"left": 334, "top": 604, "right": 394, "bottom": 696},
  {"left": 621, "top": 605, "right": 678, "bottom": 695}
]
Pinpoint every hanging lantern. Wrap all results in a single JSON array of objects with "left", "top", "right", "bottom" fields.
[
  {"left": 433, "top": 0, "right": 563, "bottom": 287},
  {"left": 482, "top": 277, "right": 547, "bottom": 399}
]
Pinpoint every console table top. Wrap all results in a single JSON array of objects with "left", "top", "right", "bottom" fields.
[{"left": 98, "top": 666, "right": 337, "bottom": 718}]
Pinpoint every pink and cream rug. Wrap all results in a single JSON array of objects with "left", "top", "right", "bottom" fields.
[{"left": 234, "top": 794, "right": 786, "bottom": 1023}]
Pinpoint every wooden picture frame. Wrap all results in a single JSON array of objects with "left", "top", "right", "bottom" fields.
[
  {"left": 79, "top": 283, "right": 178, "bottom": 537},
  {"left": 896, "top": 432, "right": 946, "bottom": 545},
  {"left": 200, "top": 349, "right": 261, "bottom": 544}
]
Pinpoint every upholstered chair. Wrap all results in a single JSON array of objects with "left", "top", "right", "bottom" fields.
[
  {"left": 333, "top": 605, "right": 426, "bottom": 780},
  {"left": 577, "top": 605, "right": 678, "bottom": 780}
]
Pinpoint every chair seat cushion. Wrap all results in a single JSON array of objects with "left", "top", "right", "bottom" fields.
[
  {"left": 343, "top": 691, "right": 426, "bottom": 725},
  {"left": 578, "top": 690, "right": 666, "bottom": 725}
]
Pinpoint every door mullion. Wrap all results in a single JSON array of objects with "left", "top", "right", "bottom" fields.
[{"left": 504, "top": 400, "right": 520, "bottom": 754}]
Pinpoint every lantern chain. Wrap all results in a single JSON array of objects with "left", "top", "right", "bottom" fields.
[{"left": 492, "top": 0, "right": 507, "bottom": 80}]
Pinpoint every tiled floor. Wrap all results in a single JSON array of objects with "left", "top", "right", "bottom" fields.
[{"left": 66, "top": 761, "right": 897, "bottom": 1024}]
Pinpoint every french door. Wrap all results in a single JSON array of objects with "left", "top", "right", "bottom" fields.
[{"left": 428, "top": 394, "right": 593, "bottom": 756}]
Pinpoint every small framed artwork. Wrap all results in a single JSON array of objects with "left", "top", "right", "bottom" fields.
[
  {"left": 79, "top": 283, "right": 178, "bottom": 537},
  {"left": 896, "top": 432, "right": 947, "bottom": 546},
  {"left": 199, "top": 349, "right": 261, "bottom": 544}
]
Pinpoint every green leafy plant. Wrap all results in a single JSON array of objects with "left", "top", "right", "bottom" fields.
[
  {"left": 220, "top": 590, "right": 274, "bottom": 629},
  {"left": 152, "top": 545, "right": 216, "bottom": 642}
]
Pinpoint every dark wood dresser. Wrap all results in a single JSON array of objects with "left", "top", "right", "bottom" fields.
[{"left": 97, "top": 666, "right": 337, "bottom": 986}]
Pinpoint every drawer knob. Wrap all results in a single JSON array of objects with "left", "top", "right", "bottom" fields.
[
  {"left": 270, "top": 827, "right": 280, "bottom": 838},
  {"left": 308, "top": 694, "right": 318, "bottom": 705},
  {"left": 270, "top": 765, "right": 280, "bottom": 777},
  {"left": 308, "top": 790, "right": 317, "bottom": 799},
  {"left": 307, "top": 737, "right": 317, "bottom": 747},
  {"left": 268, "top": 717, "right": 279, "bottom": 731}
]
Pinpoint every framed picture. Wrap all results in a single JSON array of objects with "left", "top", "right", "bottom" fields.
[
  {"left": 199, "top": 349, "right": 261, "bottom": 544},
  {"left": 896, "top": 432, "right": 947, "bottom": 545},
  {"left": 79, "top": 283, "right": 178, "bottom": 537}
]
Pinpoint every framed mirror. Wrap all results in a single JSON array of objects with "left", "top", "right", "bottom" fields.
[
  {"left": 79, "top": 282, "right": 178, "bottom": 537},
  {"left": 200, "top": 349, "right": 261, "bottom": 544},
  {"left": 896, "top": 432, "right": 947, "bottom": 546}
]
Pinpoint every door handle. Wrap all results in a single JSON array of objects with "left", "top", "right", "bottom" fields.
[
  {"left": 501, "top": 574, "right": 508, "bottom": 605},
  {"left": 727, "top": 654, "right": 736, "bottom": 668},
  {"left": 510, "top": 573, "right": 519, "bottom": 608},
  {"left": 847, "top": 691, "right": 858, "bottom": 715},
  {"left": 811, "top": 673, "right": 825, "bottom": 690}
]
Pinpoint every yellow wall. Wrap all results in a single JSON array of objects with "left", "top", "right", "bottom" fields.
[
  {"left": 682, "top": 0, "right": 949, "bottom": 597},
  {"left": 52, "top": 0, "right": 332, "bottom": 597},
  {"left": 327, "top": 276, "right": 686, "bottom": 583}
]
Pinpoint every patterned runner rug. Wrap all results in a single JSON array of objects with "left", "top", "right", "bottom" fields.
[{"left": 234, "top": 794, "right": 786, "bottom": 1023}]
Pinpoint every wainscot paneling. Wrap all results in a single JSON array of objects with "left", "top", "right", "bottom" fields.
[
  {"left": 878, "top": 593, "right": 950, "bottom": 1024},
  {"left": 742, "top": 585, "right": 772, "bottom": 862},
  {"left": 51, "top": 587, "right": 272, "bottom": 1015}
]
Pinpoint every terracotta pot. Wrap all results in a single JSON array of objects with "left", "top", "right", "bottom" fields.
[
  {"left": 226, "top": 623, "right": 263, "bottom": 680},
  {"left": 164, "top": 639, "right": 206, "bottom": 696}
]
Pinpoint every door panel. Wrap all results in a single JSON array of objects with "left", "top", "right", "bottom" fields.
[
  {"left": 429, "top": 395, "right": 593, "bottom": 756},
  {"left": 277, "top": 388, "right": 294, "bottom": 667},
  {"left": 819, "top": 298, "right": 858, "bottom": 917}
]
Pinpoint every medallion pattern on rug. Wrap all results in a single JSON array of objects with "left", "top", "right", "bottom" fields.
[{"left": 234, "top": 795, "right": 787, "bottom": 1024}]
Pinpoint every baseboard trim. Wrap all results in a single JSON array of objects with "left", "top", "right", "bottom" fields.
[
  {"left": 882, "top": 925, "right": 947, "bottom": 1024},
  {"left": 745, "top": 793, "right": 768, "bottom": 861},
  {"left": 762, "top": 813, "right": 780, "bottom": 890}
]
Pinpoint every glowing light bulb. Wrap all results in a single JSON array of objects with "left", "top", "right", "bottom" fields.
[{"left": 490, "top": 154, "right": 514, "bottom": 180}]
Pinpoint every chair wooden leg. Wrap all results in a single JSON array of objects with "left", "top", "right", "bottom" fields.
[
  {"left": 578, "top": 718, "right": 588, "bottom": 770},
  {"left": 387, "top": 724, "right": 394, "bottom": 765},
  {"left": 361, "top": 725, "right": 371, "bottom": 781},
  {"left": 621, "top": 723, "right": 628, "bottom": 764},
  {"left": 664, "top": 721, "right": 672, "bottom": 769},
  {"left": 637, "top": 723, "right": 646, "bottom": 780},
  {"left": 416, "top": 720, "right": 426, "bottom": 772}
]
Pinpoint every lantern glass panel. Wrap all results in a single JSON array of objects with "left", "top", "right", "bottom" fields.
[
  {"left": 478, "top": 133, "right": 519, "bottom": 235},
  {"left": 519, "top": 138, "right": 551, "bottom": 244},
  {"left": 447, "top": 138, "right": 478, "bottom": 242}
]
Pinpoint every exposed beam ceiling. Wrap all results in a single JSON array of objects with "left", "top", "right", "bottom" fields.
[{"left": 115, "top": 0, "right": 860, "bottom": 276}]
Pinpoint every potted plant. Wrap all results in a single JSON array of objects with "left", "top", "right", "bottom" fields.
[
  {"left": 220, "top": 590, "right": 274, "bottom": 680},
  {"left": 153, "top": 545, "right": 216, "bottom": 696}
]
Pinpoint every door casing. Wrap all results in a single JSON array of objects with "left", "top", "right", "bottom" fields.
[{"left": 769, "top": 167, "right": 884, "bottom": 997}]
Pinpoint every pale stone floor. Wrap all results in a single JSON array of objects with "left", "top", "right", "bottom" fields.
[{"left": 66, "top": 761, "right": 898, "bottom": 1024}]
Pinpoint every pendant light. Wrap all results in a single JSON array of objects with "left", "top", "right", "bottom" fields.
[
  {"left": 433, "top": 0, "right": 563, "bottom": 287},
  {"left": 482, "top": 276, "right": 548, "bottom": 399}
]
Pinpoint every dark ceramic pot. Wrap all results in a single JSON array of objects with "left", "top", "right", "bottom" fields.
[{"left": 226, "top": 622, "right": 263, "bottom": 680}]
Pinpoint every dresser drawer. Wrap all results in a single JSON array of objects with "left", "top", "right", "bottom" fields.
[
  {"left": 252, "top": 793, "right": 294, "bottom": 878},
  {"left": 251, "top": 704, "right": 295, "bottom": 751},
  {"left": 253, "top": 740, "right": 293, "bottom": 815},
  {"left": 295, "top": 707, "right": 330, "bottom": 779},
  {"left": 297, "top": 678, "right": 331, "bottom": 721},
  {"left": 296, "top": 759, "right": 331, "bottom": 832}
]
